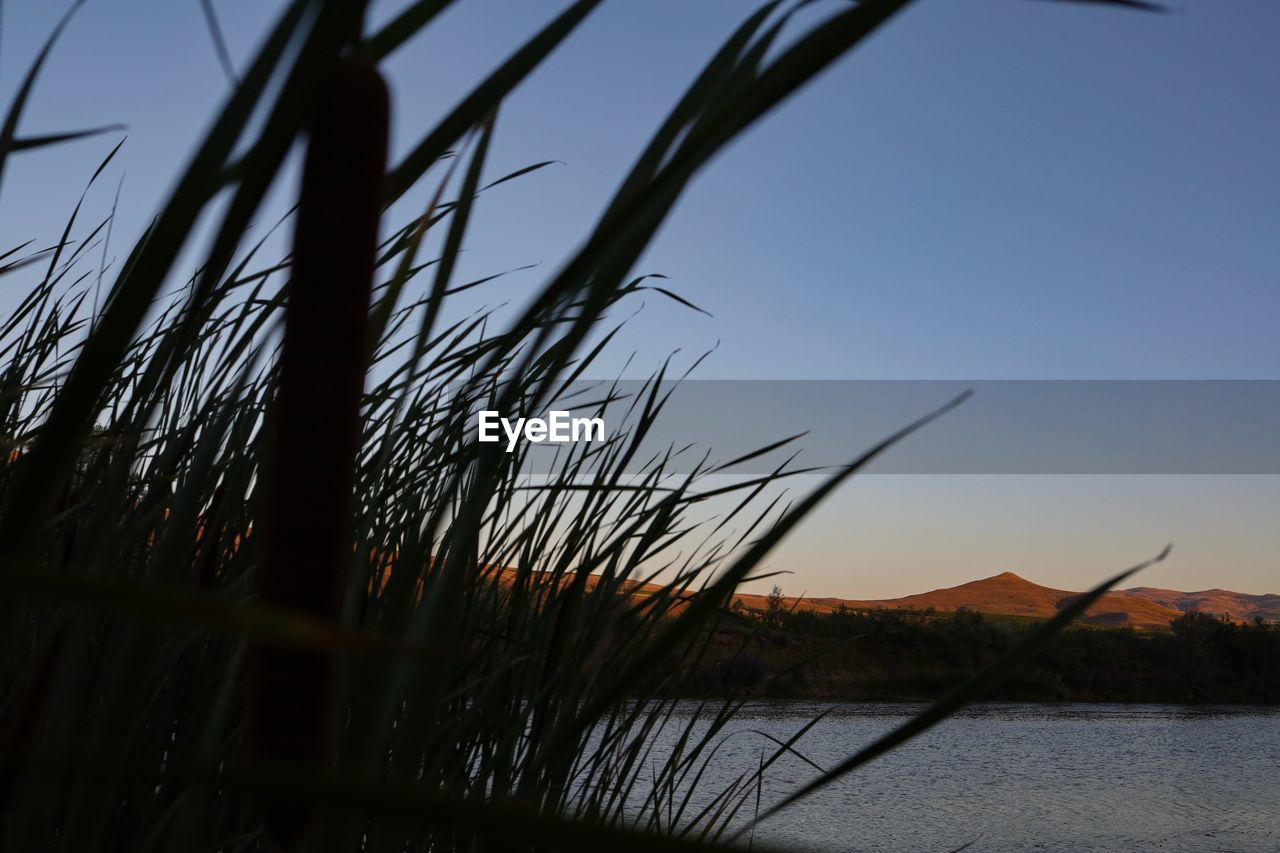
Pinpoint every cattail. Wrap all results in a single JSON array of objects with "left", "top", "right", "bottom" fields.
[{"left": 250, "top": 53, "right": 388, "bottom": 845}]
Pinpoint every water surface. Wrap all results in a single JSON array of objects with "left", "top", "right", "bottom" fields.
[{"left": 650, "top": 702, "right": 1280, "bottom": 852}]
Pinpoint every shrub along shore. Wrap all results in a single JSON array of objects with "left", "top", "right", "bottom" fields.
[{"left": 685, "top": 607, "right": 1280, "bottom": 704}]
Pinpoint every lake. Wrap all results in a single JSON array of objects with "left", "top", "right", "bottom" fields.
[{"left": 641, "top": 702, "right": 1280, "bottom": 852}]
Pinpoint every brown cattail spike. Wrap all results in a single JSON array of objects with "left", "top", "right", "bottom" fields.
[{"left": 251, "top": 54, "right": 388, "bottom": 846}]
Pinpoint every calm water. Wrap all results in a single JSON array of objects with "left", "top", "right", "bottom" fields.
[{"left": 641, "top": 702, "right": 1280, "bottom": 852}]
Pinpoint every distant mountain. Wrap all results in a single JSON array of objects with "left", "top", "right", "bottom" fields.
[
  {"left": 1117, "top": 586, "right": 1280, "bottom": 623},
  {"left": 732, "top": 572, "right": 1276, "bottom": 630},
  {"left": 830, "top": 572, "right": 1186, "bottom": 629},
  {"left": 567, "top": 568, "right": 1276, "bottom": 630}
]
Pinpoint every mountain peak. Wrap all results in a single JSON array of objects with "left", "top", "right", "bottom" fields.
[{"left": 989, "top": 571, "right": 1028, "bottom": 582}]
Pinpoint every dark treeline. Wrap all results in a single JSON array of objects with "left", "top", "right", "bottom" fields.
[{"left": 690, "top": 601, "right": 1280, "bottom": 704}]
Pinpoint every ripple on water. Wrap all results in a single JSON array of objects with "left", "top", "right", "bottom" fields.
[{"left": 641, "top": 702, "right": 1280, "bottom": 852}]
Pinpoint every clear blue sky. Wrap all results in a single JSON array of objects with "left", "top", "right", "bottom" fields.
[{"left": 1, "top": 1, "right": 1276, "bottom": 596}]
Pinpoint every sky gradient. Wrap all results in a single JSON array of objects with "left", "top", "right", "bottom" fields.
[{"left": 0, "top": 0, "right": 1275, "bottom": 597}]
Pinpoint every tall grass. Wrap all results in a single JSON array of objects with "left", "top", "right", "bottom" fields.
[{"left": 0, "top": 1, "right": 1163, "bottom": 850}]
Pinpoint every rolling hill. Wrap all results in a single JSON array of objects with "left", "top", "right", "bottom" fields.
[
  {"left": 514, "top": 567, "right": 1275, "bottom": 630},
  {"left": 735, "top": 572, "right": 1276, "bottom": 630},
  {"left": 1118, "top": 586, "right": 1280, "bottom": 623},
  {"left": 829, "top": 572, "right": 1183, "bottom": 629}
]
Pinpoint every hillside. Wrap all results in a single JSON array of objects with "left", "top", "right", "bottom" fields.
[
  {"left": 1118, "top": 586, "right": 1280, "bottom": 623},
  {"left": 526, "top": 568, "right": 1274, "bottom": 630},
  {"left": 827, "top": 572, "right": 1183, "bottom": 629},
  {"left": 732, "top": 572, "right": 1276, "bottom": 630}
]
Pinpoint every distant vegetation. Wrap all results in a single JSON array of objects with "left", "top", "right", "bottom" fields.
[{"left": 693, "top": 598, "right": 1280, "bottom": 703}]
